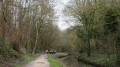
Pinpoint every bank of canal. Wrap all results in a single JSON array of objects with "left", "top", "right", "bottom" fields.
[{"left": 61, "top": 56, "right": 95, "bottom": 67}]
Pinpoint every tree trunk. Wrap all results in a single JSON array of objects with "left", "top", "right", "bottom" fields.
[{"left": 32, "top": 23, "right": 39, "bottom": 54}]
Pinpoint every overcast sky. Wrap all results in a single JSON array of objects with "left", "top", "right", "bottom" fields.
[{"left": 55, "top": 0, "right": 70, "bottom": 31}]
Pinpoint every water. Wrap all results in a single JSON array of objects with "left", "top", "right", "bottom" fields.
[{"left": 61, "top": 56, "right": 95, "bottom": 67}]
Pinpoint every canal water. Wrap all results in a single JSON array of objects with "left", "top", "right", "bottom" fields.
[{"left": 61, "top": 56, "right": 95, "bottom": 67}]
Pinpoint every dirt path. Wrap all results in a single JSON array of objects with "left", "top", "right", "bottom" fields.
[{"left": 24, "top": 54, "right": 49, "bottom": 67}]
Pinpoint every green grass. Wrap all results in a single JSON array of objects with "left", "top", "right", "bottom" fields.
[
  {"left": 56, "top": 53, "right": 68, "bottom": 56},
  {"left": 13, "top": 54, "right": 38, "bottom": 67},
  {"left": 48, "top": 54, "right": 63, "bottom": 67}
]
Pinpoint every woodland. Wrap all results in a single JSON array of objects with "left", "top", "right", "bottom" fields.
[{"left": 0, "top": 0, "right": 120, "bottom": 67}]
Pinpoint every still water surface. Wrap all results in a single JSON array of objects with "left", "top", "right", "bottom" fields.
[{"left": 62, "top": 56, "right": 95, "bottom": 67}]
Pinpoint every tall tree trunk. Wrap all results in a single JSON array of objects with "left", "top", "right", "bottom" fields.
[
  {"left": 85, "top": 21, "right": 91, "bottom": 57},
  {"left": 32, "top": 23, "right": 39, "bottom": 54},
  {"left": 114, "top": 33, "right": 120, "bottom": 64}
]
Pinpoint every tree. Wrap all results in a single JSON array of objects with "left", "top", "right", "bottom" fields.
[{"left": 65, "top": 0, "right": 120, "bottom": 58}]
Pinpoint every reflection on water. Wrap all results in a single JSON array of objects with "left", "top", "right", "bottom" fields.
[{"left": 62, "top": 56, "right": 95, "bottom": 67}]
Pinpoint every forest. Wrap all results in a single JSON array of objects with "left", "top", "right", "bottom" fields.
[{"left": 0, "top": 0, "right": 120, "bottom": 67}]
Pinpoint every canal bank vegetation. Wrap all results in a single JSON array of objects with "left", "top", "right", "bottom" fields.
[
  {"left": 64, "top": 0, "right": 120, "bottom": 67},
  {"left": 77, "top": 53, "right": 118, "bottom": 67}
]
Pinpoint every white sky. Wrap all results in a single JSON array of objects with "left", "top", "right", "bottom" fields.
[{"left": 55, "top": 0, "right": 70, "bottom": 31}]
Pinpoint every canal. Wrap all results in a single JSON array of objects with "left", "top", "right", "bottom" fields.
[{"left": 61, "top": 56, "right": 95, "bottom": 67}]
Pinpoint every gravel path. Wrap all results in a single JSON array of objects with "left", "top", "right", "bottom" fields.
[{"left": 24, "top": 54, "right": 49, "bottom": 67}]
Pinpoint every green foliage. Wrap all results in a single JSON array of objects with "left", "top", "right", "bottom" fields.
[
  {"left": 78, "top": 53, "right": 119, "bottom": 66},
  {"left": 104, "top": 6, "right": 119, "bottom": 34}
]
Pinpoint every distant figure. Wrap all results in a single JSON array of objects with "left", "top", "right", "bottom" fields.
[
  {"left": 45, "top": 50, "right": 49, "bottom": 54},
  {"left": 45, "top": 50, "right": 57, "bottom": 54},
  {"left": 50, "top": 50, "right": 56, "bottom": 54},
  {"left": 54, "top": 50, "right": 56, "bottom": 54}
]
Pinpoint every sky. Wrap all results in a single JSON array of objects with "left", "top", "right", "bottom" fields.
[
  {"left": 55, "top": 0, "right": 70, "bottom": 31},
  {"left": 20, "top": 0, "right": 71, "bottom": 31}
]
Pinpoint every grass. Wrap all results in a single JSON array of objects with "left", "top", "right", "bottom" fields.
[
  {"left": 55, "top": 53, "right": 68, "bottom": 58},
  {"left": 47, "top": 54, "right": 63, "bottom": 67},
  {"left": 56, "top": 53, "right": 68, "bottom": 56},
  {"left": 13, "top": 54, "right": 38, "bottom": 67}
]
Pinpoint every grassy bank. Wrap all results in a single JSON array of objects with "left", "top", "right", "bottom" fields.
[
  {"left": 13, "top": 54, "right": 39, "bottom": 67},
  {"left": 47, "top": 54, "right": 64, "bottom": 67}
]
